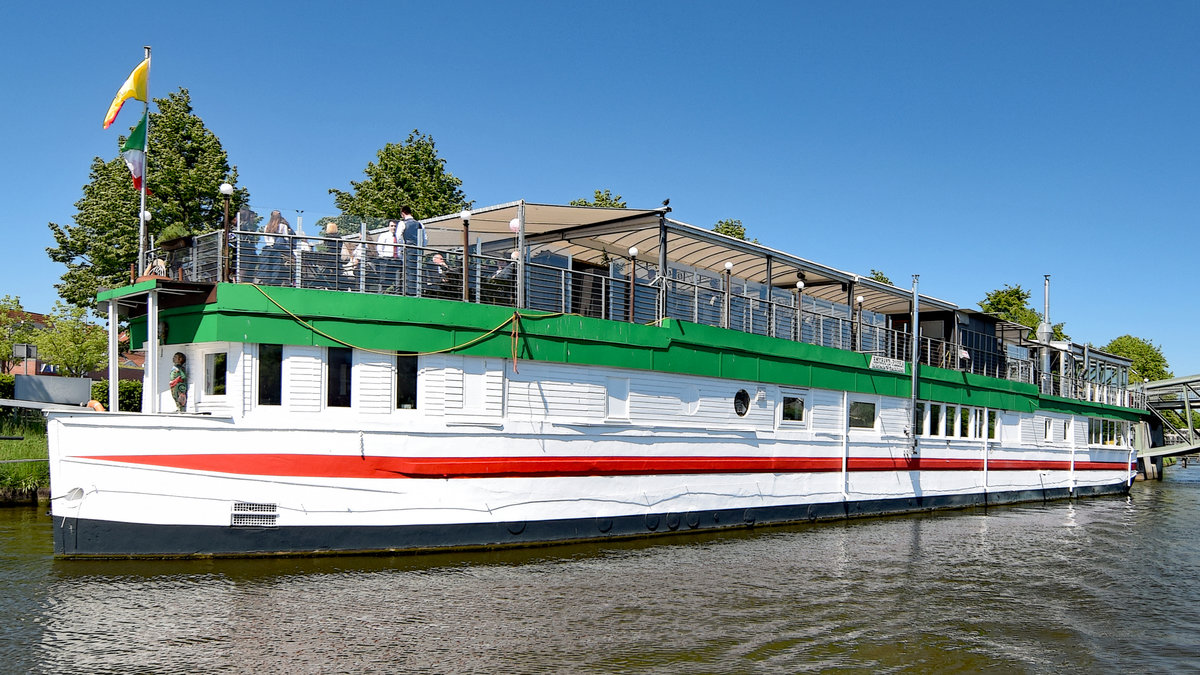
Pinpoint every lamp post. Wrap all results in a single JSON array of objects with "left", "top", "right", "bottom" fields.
[
  {"left": 795, "top": 280, "right": 804, "bottom": 342},
  {"left": 627, "top": 247, "right": 638, "bottom": 323},
  {"left": 723, "top": 261, "right": 734, "bottom": 329},
  {"left": 460, "top": 209, "right": 471, "bottom": 301},
  {"left": 219, "top": 182, "right": 233, "bottom": 282},
  {"left": 855, "top": 294, "right": 864, "bottom": 351}
]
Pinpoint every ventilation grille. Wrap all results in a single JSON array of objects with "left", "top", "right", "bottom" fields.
[{"left": 231, "top": 501, "right": 278, "bottom": 527}]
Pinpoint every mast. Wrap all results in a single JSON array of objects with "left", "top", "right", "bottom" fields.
[{"left": 137, "top": 45, "right": 151, "bottom": 275}]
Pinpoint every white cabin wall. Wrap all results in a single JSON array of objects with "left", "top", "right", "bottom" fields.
[
  {"left": 878, "top": 398, "right": 910, "bottom": 438},
  {"left": 809, "top": 390, "right": 844, "bottom": 434},
  {"left": 419, "top": 358, "right": 446, "bottom": 415},
  {"left": 240, "top": 344, "right": 254, "bottom": 416},
  {"left": 355, "top": 351, "right": 393, "bottom": 415},
  {"left": 287, "top": 346, "right": 323, "bottom": 413}
]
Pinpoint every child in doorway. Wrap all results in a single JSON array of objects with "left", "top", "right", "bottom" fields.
[{"left": 168, "top": 352, "right": 188, "bottom": 412}]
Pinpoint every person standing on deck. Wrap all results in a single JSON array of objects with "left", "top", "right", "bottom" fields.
[
  {"left": 400, "top": 206, "right": 423, "bottom": 295},
  {"left": 375, "top": 220, "right": 402, "bottom": 292},
  {"left": 168, "top": 352, "right": 188, "bottom": 412}
]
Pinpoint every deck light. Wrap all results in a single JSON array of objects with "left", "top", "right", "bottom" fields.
[
  {"left": 856, "top": 295, "right": 864, "bottom": 306},
  {"left": 724, "top": 261, "right": 733, "bottom": 272},
  {"left": 220, "top": 183, "right": 233, "bottom": 281},
  {"left": 460, "top": 209, "right": 471, "bottom": 223},
  {"left": 628, "top": 247, "right": 638, "bottom": 258},
  {"left": 141, "top": 210, "right": 152, "bottom": 222},
  {"left": 509, "top": 217, "right": 520, "bottom": 233},
  {"left": 796, "top": 280, "right": 804, "bottom": 290}
]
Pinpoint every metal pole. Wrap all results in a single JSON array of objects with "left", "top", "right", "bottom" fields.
[
  {"left": 222, "top": 192, "right": 231, "bottom": 282},
  {"left": 461, "top": 214, "right": 470, "bottom": 302},
  {"left": 765, "top": 256, "right": 774, "bottom": 337},
  {"left": 107, "top": 300, "right": 119, "bottom": 412},
  {"left": 657, "top": 211, "right": 669, "bottom": 322},
  {"left": 516, "top": 200, "right": 526, "bottom": 309},
  {"left": 910, "top": 275, "right": 920, "bottom": 452},
  {"left": 628, "top": 251, "right": 637, "bottom": 324},
  {"left": 723, "top": 264, "right": 732, "bottom": 329},
  {"left": 137, "top": 45, "right": 151, "bottom": 276}
]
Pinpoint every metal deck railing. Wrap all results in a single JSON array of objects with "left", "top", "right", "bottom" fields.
[{"left": 143, "top": 229, "right": 1145, "bottom": 409}]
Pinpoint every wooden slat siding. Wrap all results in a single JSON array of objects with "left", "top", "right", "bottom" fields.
[
  {"left": 438, "top": 356, "right": 503, "bottom": 419},
  {"left": 879, "top": 397, "right": 909, "bottom": 438},
  {"left": 419, "top": 360, "right": 445, "bottom": 416},
  {"left": 355, "top": 351, "right": 392, "bottom": 415},
  {"left": 242, "top": 344, "right": 255, "bottom": 416},
  {"left": 287, "top": 346, "right": 323, "bottom": 413},
  {"left": 809, "top": 390, "right": 844, "bottom": 433}
]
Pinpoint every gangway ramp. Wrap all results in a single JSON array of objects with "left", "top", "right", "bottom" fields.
[{"left": 1141, "top": 374, "right": 1200, "bottom": 460}]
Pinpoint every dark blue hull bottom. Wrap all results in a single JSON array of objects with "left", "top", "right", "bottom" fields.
[{"left": 55, "top": 483, "right": 1130, "bottom": 558}]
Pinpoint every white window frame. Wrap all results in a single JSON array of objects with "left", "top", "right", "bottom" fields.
[{"left": 780, "top": 388, "right": 809, "bottom": 429}]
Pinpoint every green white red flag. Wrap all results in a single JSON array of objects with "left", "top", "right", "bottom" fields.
[{"left": 121, "top": 115, "right": 149, "bottom": 192}]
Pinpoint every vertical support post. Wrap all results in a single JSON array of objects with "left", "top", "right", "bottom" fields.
[
  {"left": 145, "top": 289, "right": 160, "bottom": 414},
  {"left": 627, "top": 247, "right": 638, "bottom": 324},
  {"left": 795, "top": 280, "right": 804, "bottom": 342},
  {"left": 909, "top": 274, "right": 920, "bottom": 453},
  {"left": 657, "top": 211, "right": 669, "bottom": 322},
  {"left": 723, "top": 262, "right": 733, "bottom": 329},
  {"left": 358, "top": 223, "right": 367, "bottom": 293},
  {"left": 107, "top": 300, "right": 119, "bottom": 412},
  {"left": 516, "top": 201, "right": 526, "bottom": 309},
  {"left": 461, "top": 210, "right": 471, "bottom": 302},
  {"left": 765, "top": 256, "right": 774, "bottom": 337}
]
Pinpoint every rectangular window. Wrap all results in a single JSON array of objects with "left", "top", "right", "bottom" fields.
[
  {"left": 258, "top": 344, "right": 282, "bottom": 405},
  {"left": 915, "top": 402, "right": 926, "bottom": 436},
  {"left": 205, "top": 352, "right": 227, "bottom": 396},
  {"left": 327, "top": 347, "right": 352, "bottom": 408},
  {"left": 1044, "top": 418, "right": 1053, "bottom": 441},
  {"left": 944, "top": 406, "right": 957, "bottom": 437},
  {"left": 959, "top": 407, "right": 971, "bottom": 438},
  {"left": 396, "top": 355, "right": 417, "bottom": 409},
  {"left": 1061, "top": 419, "right": 1070, "bottom": 441},
  {"left": 849, "top": 400, "right": 876, "bottom": 429},
  {"left": 988, "top": 410, "right": 998, "bottom": 440},
  {"left": 783, "top": 395, "right": 805, "bottom": 422},
  {"left": 930, "top": 404, "right": 942, "bottom": 437}
]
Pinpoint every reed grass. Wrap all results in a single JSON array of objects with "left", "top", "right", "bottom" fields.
[{"left": 0, "top": 413, "right": 49, "bottom": 492}]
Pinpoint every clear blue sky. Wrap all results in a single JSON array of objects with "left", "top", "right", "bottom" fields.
[{"left": 3, "top": 1, "right": 1197, "bottom": 374}]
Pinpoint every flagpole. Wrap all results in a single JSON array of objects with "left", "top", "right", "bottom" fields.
[{"left": 137, "top": 45, "right": 151, "bottom": 276}]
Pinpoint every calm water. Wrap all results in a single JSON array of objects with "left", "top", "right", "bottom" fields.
[{"left": 4, "top": 471, "right": 1200, "bottom": 674}]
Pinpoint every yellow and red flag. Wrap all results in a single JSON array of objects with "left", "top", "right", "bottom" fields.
[{"left": 102, "top": 58, "right": 149, "bottom": 129}]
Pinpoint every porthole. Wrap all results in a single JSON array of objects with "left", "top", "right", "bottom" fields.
[{"left": 734, "top": 389, "right": 750, "bottom": 417}]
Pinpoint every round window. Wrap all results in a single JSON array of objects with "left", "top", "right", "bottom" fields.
[{"left": 734, "top": 389, "right": 750, "bottom": 417}]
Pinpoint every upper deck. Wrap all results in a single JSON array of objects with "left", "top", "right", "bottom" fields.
[{"left": 133, "top": 200, "right": 1145, "bottom": 409}]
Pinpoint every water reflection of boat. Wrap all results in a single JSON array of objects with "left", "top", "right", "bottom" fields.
[{"left": 48, "top": 201, "right": 1150, "bottom": 557}]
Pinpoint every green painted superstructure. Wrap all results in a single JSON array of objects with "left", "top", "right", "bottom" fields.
[{"left": 105, "top": 281, "right": 1145, "bottom": 423}]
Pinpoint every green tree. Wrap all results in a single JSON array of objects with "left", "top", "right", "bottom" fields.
[
  {"left": 330, "top": 130, "right": 469, "bottom": 220},
  {"left": 978, "top": 284, "right": 1067, "bottom": 340},
  {"left": 32, "top": 302, "right": 108, "bottom": 378},
  {"left": 713, "top": 218, "right": 746, "bottom": 240},
  {"left": 869, "top": 269, "right": 892, "bottom": 285},
  {"left": 569, "top": 189, "right": 626, "bottom": 208},
  {"left": 1102, "top": 335, "right": 1171, "bottom": 383},
  {"left": 47, "top": 88, "right": 247, "bottom": 308},
  {"left": 0, "top": 296, "right": 36, "bottom": 373}
]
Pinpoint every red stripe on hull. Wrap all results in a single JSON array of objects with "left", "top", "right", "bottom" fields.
[{"left": 78, "top": 454, "right": 1131, "bottom": 479}]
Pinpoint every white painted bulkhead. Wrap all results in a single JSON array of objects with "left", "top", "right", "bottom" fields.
[{"left": 49, "top": 341, "right": 1136, "bottom": 534}]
